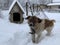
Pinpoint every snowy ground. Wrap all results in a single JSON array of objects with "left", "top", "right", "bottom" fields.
[{"left": 0, "top": 10, "right": 60, "bottom": 45}]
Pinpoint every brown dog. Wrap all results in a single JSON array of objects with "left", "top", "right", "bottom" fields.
[{"left": 26, "top": 16, "right": 55, "bottom": 43}]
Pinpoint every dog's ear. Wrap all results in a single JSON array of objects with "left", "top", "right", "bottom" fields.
[
  {"left": 25, "top": 16, "right": 31, "bottom": 19},
  {"left": 38, "top": 18, "right": 42, "bottom": 23}
]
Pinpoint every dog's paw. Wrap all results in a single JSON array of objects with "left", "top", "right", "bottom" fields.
[
  {"left": 46, "top": 33, "right": 53, "bottom": 36},
  {"left": 32, "top": 40, "right": 35, "bottom": 43},
  {"left": 46, "top": 33, "right": 50, "bottom": 36}
]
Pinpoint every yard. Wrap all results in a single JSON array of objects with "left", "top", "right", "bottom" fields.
[{"left": 0, "top": 10, "right": 60, "bottom": 45}]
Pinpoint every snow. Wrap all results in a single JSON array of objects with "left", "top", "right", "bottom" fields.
[
  {"left": 47, "top": 2, "right": 60, "bottom": 6},
  {"left": 0, "top": 10, "right": 60, "bottom": 45},
  {"left": 9, "top": 0, "right": 26, "bottom": 14}
]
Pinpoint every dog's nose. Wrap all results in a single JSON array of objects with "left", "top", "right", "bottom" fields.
[
  {"left": 29, "top": 23, "right": 35, "bottom": 26},
  {"left": 29, "top": 24, "right": 33, "bottom": 26}
]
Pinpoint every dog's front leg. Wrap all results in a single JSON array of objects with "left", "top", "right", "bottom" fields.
[
  {"left": 35, "top": 32, "right": 42, "bottom": 43},
  {"left": 31, "top": 34, "right": 35, "bottom": 43}
]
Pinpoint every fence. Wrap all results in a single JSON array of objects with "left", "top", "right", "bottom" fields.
[{"left": 26, "top": 2, "right": 49, "bottom": 19}]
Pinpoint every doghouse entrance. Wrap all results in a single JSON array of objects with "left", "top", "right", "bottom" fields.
[{"left": 13, "top": 12, "right": 20, "bottom": 22}]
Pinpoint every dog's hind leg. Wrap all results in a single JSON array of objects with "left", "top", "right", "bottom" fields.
[{"left": 46, "top": 26, "right": 53, "bottom": 36}]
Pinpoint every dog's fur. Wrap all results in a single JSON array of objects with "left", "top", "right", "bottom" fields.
[{"left": 26, "top": 16, "right": 55, "bottom": 43}]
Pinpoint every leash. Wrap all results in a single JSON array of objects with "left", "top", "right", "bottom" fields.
[{"left": 29, "top": 28, "right": 35, "bottom": 34}]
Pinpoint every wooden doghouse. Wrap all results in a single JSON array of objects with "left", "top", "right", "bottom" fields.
[{"left": 9, "top": 0, "right": 25, "bottom": 23}]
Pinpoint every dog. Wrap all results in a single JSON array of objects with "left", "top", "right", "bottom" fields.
[{"left": 26, "top": 16, "right": 55, "bottom": 43}]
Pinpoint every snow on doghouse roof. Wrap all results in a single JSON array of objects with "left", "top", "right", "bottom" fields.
[
  {"left": 47, "top": 2, "right": 60, "bottom": 6},
  {"left": 9, "top": 0, "right": 26, "bottom": 14}
]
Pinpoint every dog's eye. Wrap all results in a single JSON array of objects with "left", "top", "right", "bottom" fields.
[{"left": 29, "top": 19, "right": 33, "bottom": 22}]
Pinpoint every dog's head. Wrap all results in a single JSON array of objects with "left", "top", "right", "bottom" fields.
[{"left": 25, "top": 16, "right": 42, "bottom": 27}]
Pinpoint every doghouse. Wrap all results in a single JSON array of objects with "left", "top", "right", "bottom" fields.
[{"left": 9, "top": 0, "right": 25, "bottom": 23}]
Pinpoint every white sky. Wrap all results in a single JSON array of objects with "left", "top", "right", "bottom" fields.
[{"left": 53, "top": 0, "right": 60, "bottom": 2}]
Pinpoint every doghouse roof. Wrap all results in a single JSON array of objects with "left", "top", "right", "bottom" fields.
[{"left": 9, "top": 0, "right": 25, "bottom": 14}]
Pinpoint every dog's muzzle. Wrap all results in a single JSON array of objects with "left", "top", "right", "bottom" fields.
[
  {"left": 29, "top": 24, "right": 33, "bottom": 26},
  {"left": 29, "top": 23, "right": 35, "bottom": 26},
  {"left": 29, "top": 23, "right": 36, "bottom": 34}
]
